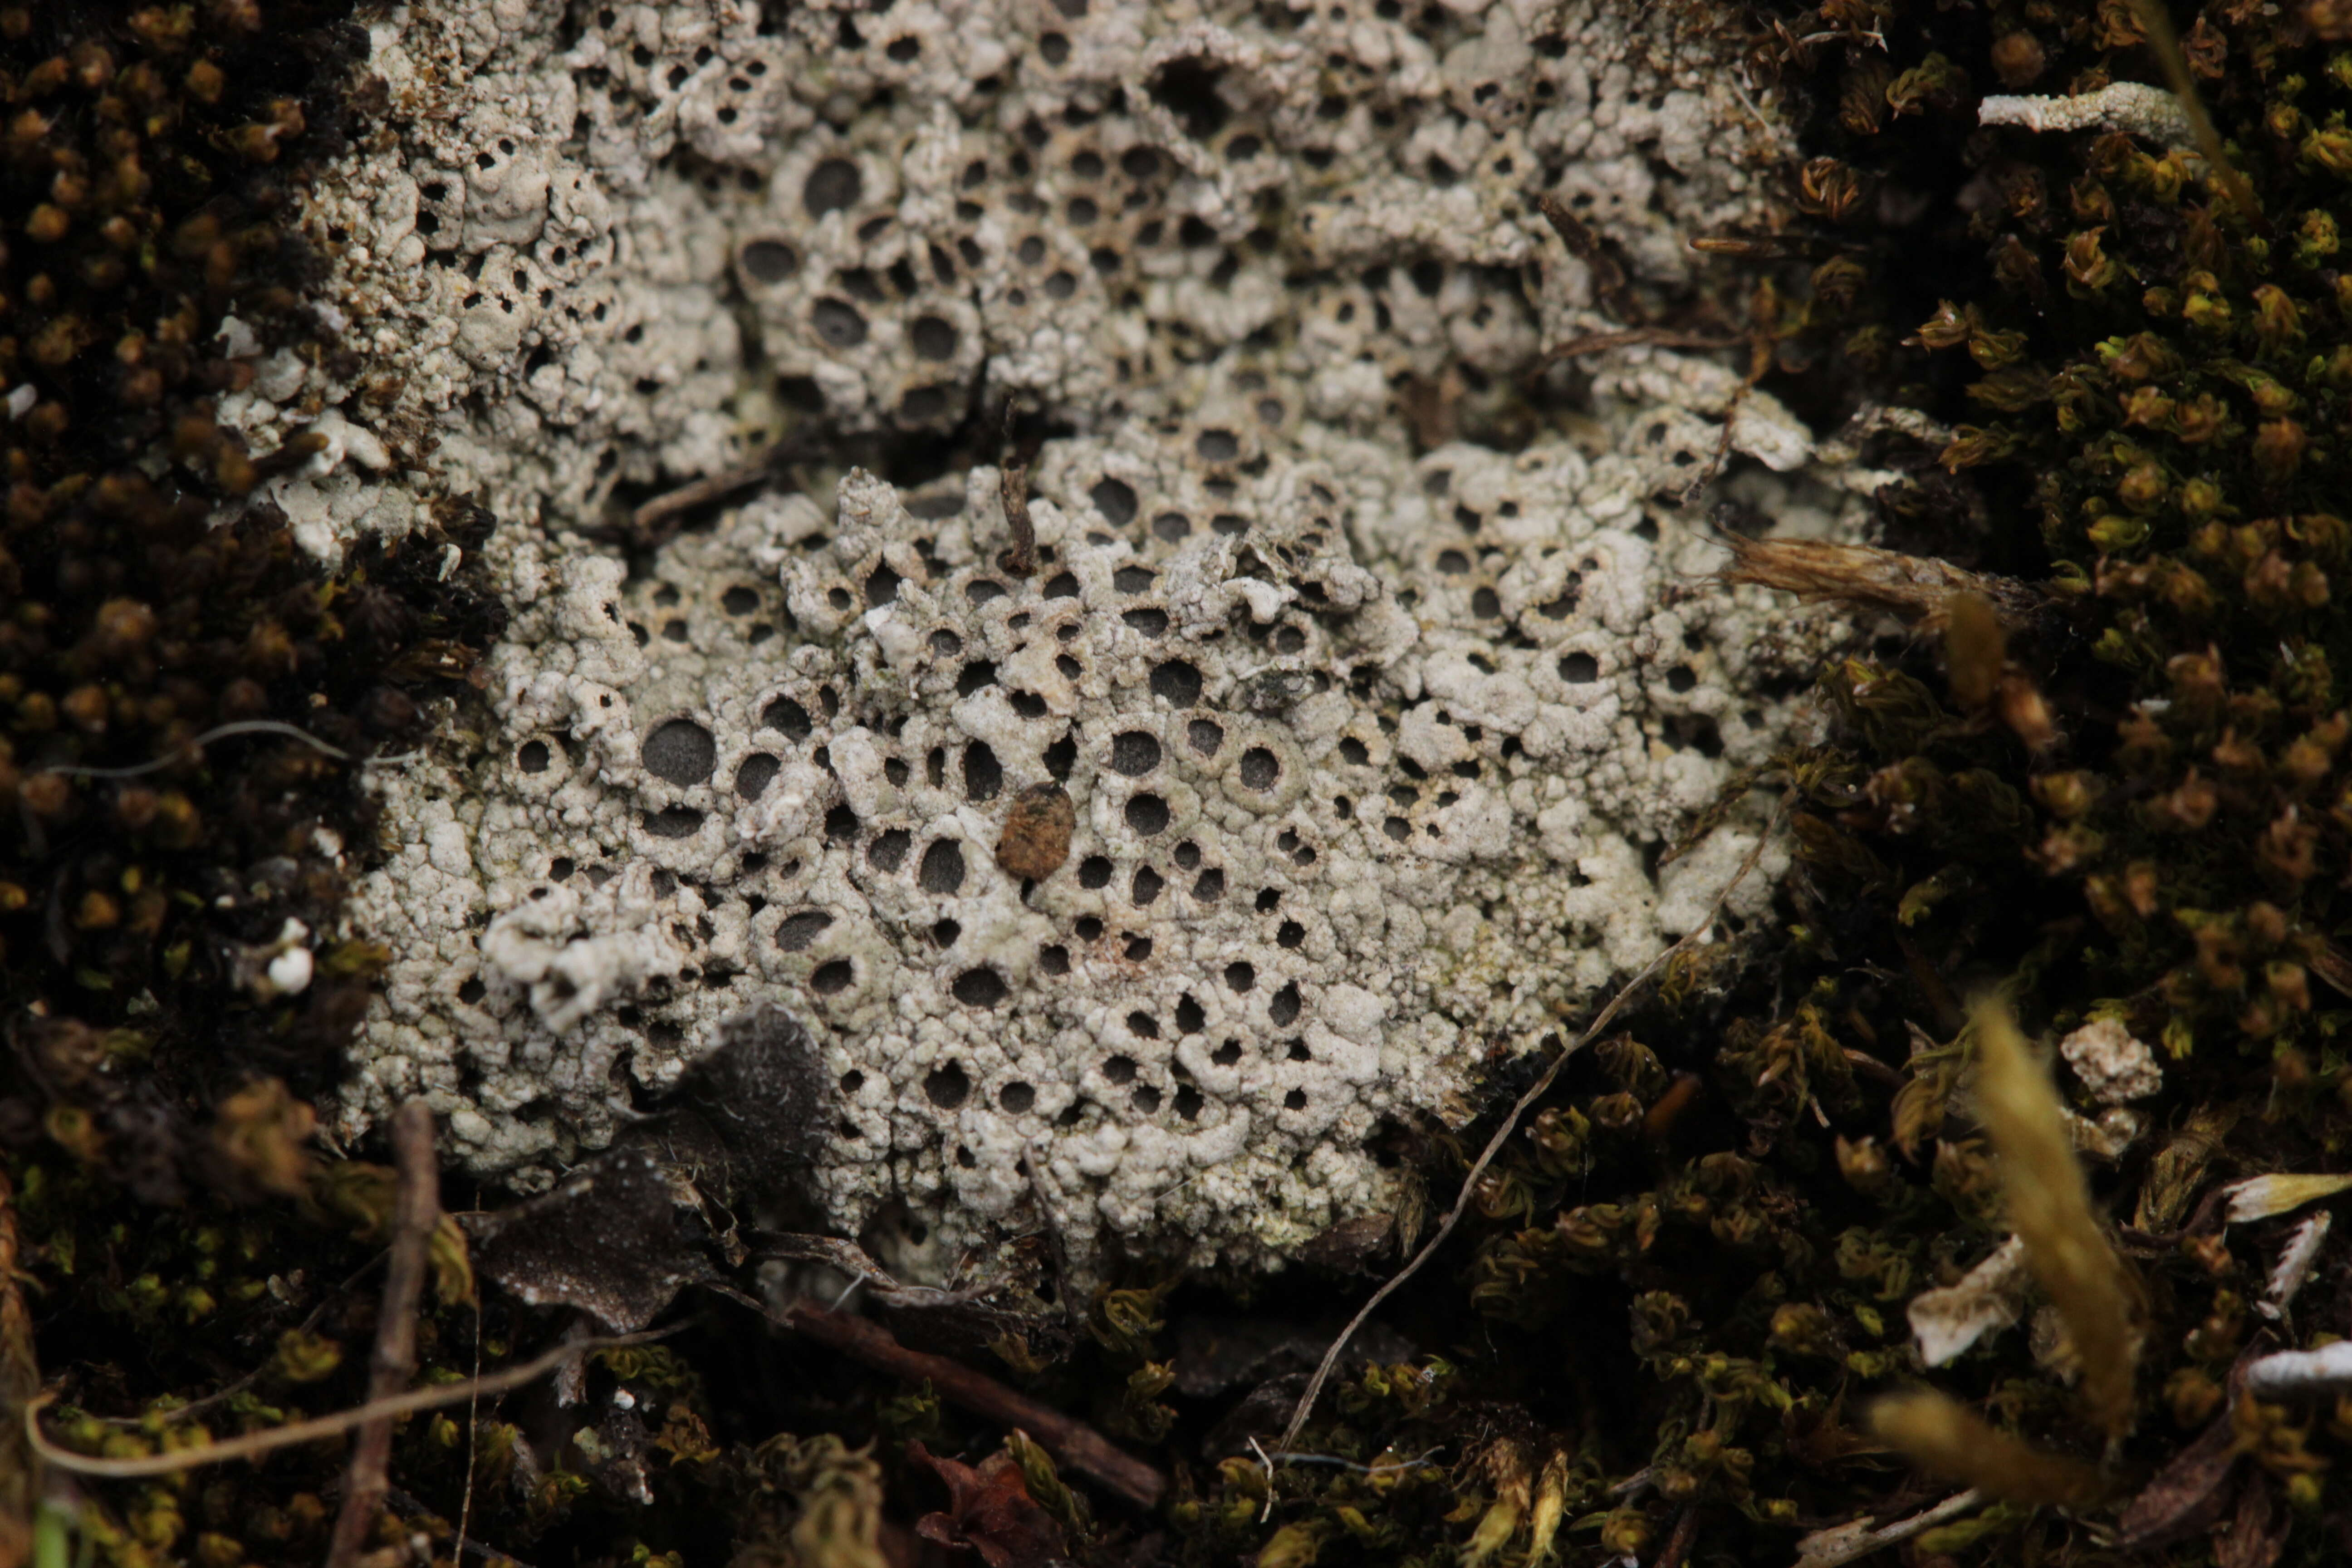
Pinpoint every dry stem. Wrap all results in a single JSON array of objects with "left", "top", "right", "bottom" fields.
[
  {"left": 768, "top": 1294, "right": 1164, "bottom": 1509},
  {"left": 327, "top": 1101, "right": 441, "bottom": 1568},
  {"left": 996, "top": 401, "right": 1038, "bottom": 578},
  {"left": 1277, "top": 801, "right": 1787, "bottom": 1450},
  {"left": 0, "top": 1171, "right": 38, "bottom": 1564},
  {"left": 627, "top": 454, "right": 775, "bottom": 544},
  {"left": 1715, "top": 536, "right": 2046, "bottom": 631},
  {"left": 29, "top": 1330, "right": 675, "bottom": 1481},
  {"left": 1867, "top": 1389, "right": 2106, "bottom": 1506}
]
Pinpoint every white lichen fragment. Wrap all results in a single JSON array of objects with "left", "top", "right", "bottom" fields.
[
  {"left": 1978, "top": 83, "right": 2194, "bottom": 150},
  {"left": 271, "top": 0, "right": 1801, "bottom": 563},
  {"left": 1907, "top": 1234, "right": 2029, "bottom": 1367},
  {"left": 2245, "top": 1340, "right": 2352, "bottom": 1401},
  {"left": 2057, "top": 1017, "right": 2161, "bottom": 1105}
]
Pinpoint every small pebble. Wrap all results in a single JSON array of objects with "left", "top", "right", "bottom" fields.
[{"left": 996, "top": 782, "right": 1075, "bottom": 879}]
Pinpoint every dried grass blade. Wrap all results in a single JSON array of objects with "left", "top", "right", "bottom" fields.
[
  {"left": 1867, "top": 1389, "right": 2107, "bottom": 1507},
  {"left": 1973, "top": 1000, "right": 2141, "bottom": 1435}
]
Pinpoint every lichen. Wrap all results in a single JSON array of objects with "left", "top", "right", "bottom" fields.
[{"left": 338, "top": 417, "right": 1863, "bottom": 1272}]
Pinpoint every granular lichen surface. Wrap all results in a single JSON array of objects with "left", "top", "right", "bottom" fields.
[
  {"left": 343, "top": 425, "right": 1857, "bottom": 1269},
  {"left": 35, "top": 0, "right": 2352, "bottom": 1562},
  {"left": 311, "top": 0, "right": 1878, "bottom": 1270}
]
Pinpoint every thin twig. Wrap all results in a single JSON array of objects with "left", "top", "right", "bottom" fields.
[
  {"left": 997, "top": 401, "right": 1037, "bottom": 578},
  {"left": 0, "top": 1171, "right": 39, "bottom": 1565},
  {"left": 1792, "top": 1489, "right": 1981, "bottom": 1568},
  {"left": 628, "top": 453, "right": 776, "bottom": 542},
  {"left": 764, "top": 1292, "right": 1166, "bottom": 1509},
  {"left": 2128, "top": 0, "right": 2259, "bottom": 224},
  {"left": 383, "top": 1486, "right": 533, "bottom": 1568},
  {"left": 1544, "top": 328, "right": 1747, "bottom": 362},
  {"left": 34, "top": 720, "right": 378, "bottom": 779},
  {"left": 1249, "top": 1436, "right": 1277, "bottom": 1524},
  {"left": 1262, "top": 1446, "right": 1446, "bottom": 1474},
  {"left": 327, "top": 1102, "right": 440, "bottom": 1568},
  {"left": 1656, "top": 1505, "right": 1700, "bottom": 1568},
  {"left": 456, "top": 1297, "right": 484, "bottom": 1564},
  {"left": 94, "top": 1253, "right": 387, "bottom": 1427},
  {"left": 1277, "top": 801, "right": 1788, "bottom": 1451},
  {"left": 29, "top": 1329, "right": 677, "bottom": 1480}
]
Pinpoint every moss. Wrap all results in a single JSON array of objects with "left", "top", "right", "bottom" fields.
[
  {"left": 0, "top": 0, "right": 504, "bottom": 1182},
  {"left": 27, "top": 0, "right": 2352, "bottom": 1563}
]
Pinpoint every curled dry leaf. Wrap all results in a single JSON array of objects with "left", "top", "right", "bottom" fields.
[
  {"left": 2259, "top": 1212, "right": 2330, "bottom": 1320},
  {"left": 909, "top": 1439, "right": 1071, "bottom": 1568},
  {"left": 1716, "top": 535, "right": 2047, "bottom": 630},
  {"left": 2135, "top": 1104, "right": 2236, "bottom": 1231},
  {"left": 1907, "top": 1234, "right": 2029, "bottom": 1366},
  {"left": 2216, "top": 1473, "right": 2287, "bottom": 1568},
  {"left": 2118, "top": 1404, "right": 2242, "bottom": 1548},
  {"left": 2222, "top": 1172, "right": 2352, "bottom": 1224}
]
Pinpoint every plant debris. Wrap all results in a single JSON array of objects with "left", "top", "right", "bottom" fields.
[{"left": 30, "top": 0, "right": 2352, "bottom": 1556}]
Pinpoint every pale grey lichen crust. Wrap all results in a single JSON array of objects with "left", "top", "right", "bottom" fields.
[
  {"left": 309, "top": 0, "right": 1887, "bottom": 1269},
  {"left": 258, "top": 0, "right": 1794, "bottom": 556},
  {"left": 346, "top": 418, "right": 1866, "bottom": 1270}
]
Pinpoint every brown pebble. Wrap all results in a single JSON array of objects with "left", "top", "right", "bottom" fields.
[{"left": 996, "top": 782, "right": 1075, "bottom": 879}]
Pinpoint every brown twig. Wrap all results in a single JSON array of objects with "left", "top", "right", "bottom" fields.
[
  {"left": 769, "top": 1294, "right": 1165, "bottom": 1509},
  {"left": 1278, "top": 800, "right": 1789, "bottom": 1452},
  {"left": 627, "top": 453, "right": 777, "bottom": 544},
  {"left": 1656, "top": 1505, "right": 1701, "bottom": 1568},
  {"left": 997, "top": 401, "right": 1038, "bottom": 578},
  {"left": 29, "top": 1330, "right": 678, "bottom": 1480},
  {"left": 456, "top": 1293, "right": 485, "bottom": 1564},
  {"left": 0, "top": 1170, "right": 39, "bottom": 1563},
  {"left": 327, "top": 1100, "right": 440, "bottom": 1568},
  {"left": 1714, "top": 535, "right": 2048, "bottom": 631},
  {"left": 1533, "top": 193, "right": 1641, "bottom": 323},
  {"left": 1545, "top": 328, "right": 1747, "bottom": 362}
]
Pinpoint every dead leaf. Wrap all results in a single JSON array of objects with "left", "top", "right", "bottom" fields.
[
  {"left": 1907, "top": 1235, "right": 2029, "bottom": 1366},
  {"left": 2118, "top": 1395, "right": 2243, "bottom": 1546},
  {"left": 1294, "top": 1213, "right": 1393, "bottom": 1274},
  {"left": 210, "top": 1077, "right": 317, "bottom": 1198},
  {"left": 909, "top": 1440, "right": 1070, "bottom": 1568},
  {"left": 2215, "top": 1473, "right": 2286, "bottom": 1568},
  {"left": 469, "top": 1003, "right": 829, "bottom": 1331},
  {"left": 468, "top": 1146, "right": 703, "bottom": 1332},
  {"left": 2223, "top": 1172, "right": 2352, "bottom": 1223}
]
